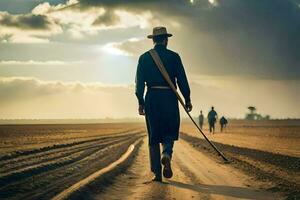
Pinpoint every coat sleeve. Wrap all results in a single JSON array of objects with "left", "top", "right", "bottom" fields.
[
  {"left": 135, "top": 55, "right": 145, "bottom": 106},
  {"left": 175, "top": 53, "right": 191, "bottom": 104}
]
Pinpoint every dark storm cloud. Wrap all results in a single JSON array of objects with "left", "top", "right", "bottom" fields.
[
  {"left": 0, "top": 12, "right": 52, "bottom": 30},
  {"left": 180, "top": 0, "right": 300, "bottom": 79},
  {"left": 77, "top": 0, "right": 300, "bottom": 79}
]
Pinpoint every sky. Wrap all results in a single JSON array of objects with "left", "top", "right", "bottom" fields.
[{"left": 0, "top": 0, "right": 299, "bottom": 119}]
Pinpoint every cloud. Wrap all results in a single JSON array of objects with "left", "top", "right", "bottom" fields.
[
  {"left": 0, "top": 11, "right": 62, "bottom": 43},
  {"left": 0, "top": 77, "right": 68, "bottom": 100},
  {"left": 0, "top": 0, "right": 81, "bottom": 43},
  {"left": 107, "top": 38, "right": 150, "bottom": 56},
  {"left": 0, "top": 0, "right": 299, "bottom": 79},
  {"left": 182, "top": 0, "right": 300, "bottom": 79},
  {"left": 31, "top": 0, "right": 79, "bottom": 15},
  {"left": 28, "top": 0, "right": 153, "bottom": 40},
  {"left": 0, "top": 60, "right": 82, "bottom": 66},
  {"left": 0, "top": 0, "right": 182, "bottom": 43},
  {"left": 0, "top": 76, "right": 299, "bottom": 119},
  {"left": 82, "top": 0, "right": 300, "bottom": 79},
  {"left": 0, "top": 76, "right": 130, "bottom": 99},
  {"left": 92, "top": 10, "right": 120, "bottom": 26},
  {"left": 0, "top": 77, "right": 137, "bottom": 119},
  {"left": 0, "top": 12, "right": 51, "bottom": 30},
  {"left": 101, "top": 37, "right": 150, "bottom": 56}
]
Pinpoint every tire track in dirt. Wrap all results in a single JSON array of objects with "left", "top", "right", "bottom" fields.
[
  {"left": 0, "top": 132, "right": 144, "bottom": 200},
  {"left": 0, "top": 129, "right": 143, "bottom": 162},
  {"left": 52, "top": 138, "right": 144, "bottom": 200},
  {"left": 28, "top": 135, "right": 144, "bottom": 200},
  {"left": 0, "top": 134, "right": 134, "bottom": 175},
  {"left": 0, "top": 136, "right": 135, "bottom": 185},
  {"left": 0, "top": 130, "right": 144, "bottom": 173},
  {"left": 0, "top": 133, "right": 126, "bottom": 165}
]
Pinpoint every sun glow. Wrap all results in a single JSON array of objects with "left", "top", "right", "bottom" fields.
[
  {"left": 101, "top": 43, "right": 130, "bottom": 56},
  {"left": 208, "top": 0, "right": 218, "bottom": 6}
]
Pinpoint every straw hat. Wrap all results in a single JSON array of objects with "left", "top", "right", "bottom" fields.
[{"left": 147, "top": 26, "right": 173, "bottom": 39}]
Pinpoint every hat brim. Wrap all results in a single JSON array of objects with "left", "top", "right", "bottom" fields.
[{"left": 147, "top": 33, "right": 173, "bottom": 39}]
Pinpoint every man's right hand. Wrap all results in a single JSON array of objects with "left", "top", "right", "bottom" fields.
[
  {"left": 185, "top": 102, "right": 193, "bottom": 112},
  {"left": 138, "top": 105, "right": 145, "bottom": 115}
]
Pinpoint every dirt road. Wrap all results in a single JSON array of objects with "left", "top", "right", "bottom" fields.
[{"left": 95, "top": 139, "right": 282, "bottom": 200}]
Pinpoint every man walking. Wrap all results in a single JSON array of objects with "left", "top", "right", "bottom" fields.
[
  {"left": 199, "top": 110, "right": 204, "bottom": 129},
  {"left": 207, "top": 106, "right": 218, "bottom": 134},
  {"left": 220, "top": 116, "right": 228, "bottom": 132},
  {"left": 135, "top": 27, "right": 192, "bottom": 182}
]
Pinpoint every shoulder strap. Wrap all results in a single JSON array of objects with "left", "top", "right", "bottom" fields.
[
  {"left": 149, "top": 49, "right": 175, "bottom": 90},
  {"left": 149, "top": 49, "right": 185, "bottom": 106}
]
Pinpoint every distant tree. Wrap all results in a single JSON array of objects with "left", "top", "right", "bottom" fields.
[
  {"left": 255, "top": 114, "right": 263, "bottom": 120},
  {"left": 247, "top": 106, "right": 256, "bottom": 114},
  {"left": 245, "top": 106, "right": 271, "bottom": 120},
  {"left": 245, "top": 114, "right": 253, "bottom": 120},
  {"left": 245, "top": 106, "right": 257, "bottom": 120}
]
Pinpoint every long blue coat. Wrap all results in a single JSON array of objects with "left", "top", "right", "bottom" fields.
[{"left": 135, "top": 44, "right": 191, "bottom": 145}]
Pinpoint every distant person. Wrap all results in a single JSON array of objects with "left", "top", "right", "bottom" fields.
[
  {"left": 198, "top": 110, "right": 204, "bottom": 129},
  {"left": 135, "top": 27, "right": 192, "bottom": 182},
  {"left": 207, "top": 106, "right": 218, "bottom": 134},
  {"left": 219, "top": 116, "right": 228, "bottom": 132}
]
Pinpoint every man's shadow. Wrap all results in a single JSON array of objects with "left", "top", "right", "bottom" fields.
[{"left": 168, "top": 180, "right": 269, "bottom": 200}]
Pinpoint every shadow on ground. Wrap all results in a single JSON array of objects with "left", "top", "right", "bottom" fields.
[{"left": 168, "top": 180, "right": 267, "bottom": 199}]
